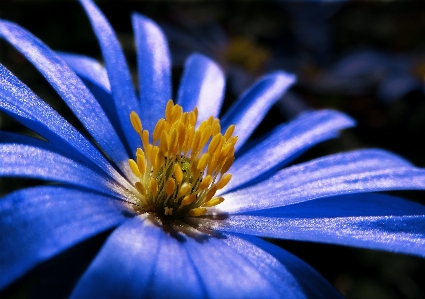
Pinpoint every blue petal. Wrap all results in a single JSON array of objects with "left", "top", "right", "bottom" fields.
[
  {"left": 203, "top": 194, "right": 425, "bottom": 258},
  {"left": 221, "top": 234, "right": 344, "bottom": 299},
  {"left": 0, "top": 186, "right": 127, "bottom": 290},
  {"left": 79, "top": 0, "right": 141, "bottom": 154},
  {"left": 72, "top": 216, "right": 286, "bottom": 299},
  {"left": 176, "top": 53, "right": 225, "bottom": 123},
  {"left": 70, "top": 216, "right": 204, "bottom": 299},
  {"left": 0, "top": 143, "right": 132, "bottom": 199},
  {"left": 0, "top": 64, "right": 125, "bottom": 183},
  {"left": 57, "top": 52, "right": 130, "bottom": 151},
  {"left": 132, "top": 13, "right": 172, "bottom": 133},
  {"left": 0, "top": 20, "right": 131, "bottom": 177},
  {"left": 223, "top": 109, "right": 355, "bottom": 192},
  {"left": 220, "top": 71, "right": 296, "bottom": 151},
  {"left": 219, "top": 149, "right": 423, "bottom": 213},
  {"left": 56, "top": 52, "right": 111, "bottom": 92}
]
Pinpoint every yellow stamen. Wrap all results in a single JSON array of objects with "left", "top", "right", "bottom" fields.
[
  {"left": 135, "top": 182, "right": 146, "bottom": 196},
  {"left": 204, "top": 197, "right": 224, "bottom": 207},
  {"left": 130, "top": 111, "right": 143, "bottom": 134},
  {"left": 216, "top": 173, "right": 232, "bottom": 189},
  {"left": 166, "top": 178, "right": 176, "bottom": 198},
  {"left": 153, "top": 118, "right": 166, "bottom": 143},
  {"left": 199, "top": 174, "right": 213, "bottom": 190},
  {"left": 174, "top": 163, "right": 183, "bottom": 183},
  {"left": 128, "top": 159, "right": 140, "bottom": 177},
  {"left": 178, "top": 183, "right": 191, "bottom": 198},
  {"left": 224, "top": 124, "right": 235, "bottom": 140},
  {"left": 189, "top": 207, "right": 207, "bottom": 217},
  {"left": 197, "top": 153, "right": 210, "bottom": 172},
  {"left": 205, "top": 186, "right": 218, "bottom": 202},
  {"left": 150, "top": 178, "right": 158, "bottom": 197},
  {"left": 128, "top": 101, "right": 237, "bottom": 217},
  {"left": 181, "top": 194, "right": 196, "bottom": 206}
]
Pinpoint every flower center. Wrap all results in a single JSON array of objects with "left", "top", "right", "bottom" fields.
[{"left": 128, "top": 100, "right": 237, "bottom": 218}]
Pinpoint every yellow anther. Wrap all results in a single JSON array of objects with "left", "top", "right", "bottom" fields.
[
  {"left": 142, "top": 130, "right": 150, "bottom": 150},
  {"left": 219, "top": 143, "right": 234, "bottom": 161},
  {"left": 151, "top": 146, "right": 160, "bottom": 170},
  {"left": 193, "top": 106, "right": 198, "bottom": 119},
  {"left": 189, "top": 110, "right": 197, "bottom": 126},
  {"left": 169, "top": 129, "right": 179, "bottom": 156},
  {"left": 150, "top": 178, "right": 158, "bottom": 197},
  {"left": 178, "top": 182, "right": 191, "bottom": 198},
  {"left": 227, "top": 136, "right": 238, "bottom": 146},
  {"left": 181, "top": 194, "right": 196, "bottom": 206},
  {"left": 207, "top": 156, "right": 217, "bottom": 176},
  {"left": 189, "top": 207, "right": 207, "bottom": 217},
  {"left": 212, "top": 120, "right": 221, "bottom": 136},
  {"left": 136, "top": 153, "right": 146, "bottom": 174},
  {"left": 205, "top": 186, "right": 218, "bottom": 202},
  {"left": 183, "top": 125, "right": 195, "bottom": 153},
  {"left": 181, "top": 112, "right": 188, "bottom": 125},
  {"left": 216, "top": 173, "right": 232, "bottom": 189},
  {"left": 197, "top": 153, "right": 210, "bottom": 172},
  {"left": 165, "top": 100, "right": 174, "bottom": 121},
  {"left": 204, "top": 197, "right": 224, "bottom": 207},
  {"left": 224, "top": 124, "right": 236, "bottom": 140},
  {"left": 170, "top": 104, "right": 183, "bottom": 124},
  {"left": 199, "top": 174, "right": 213, "bottom": 190},
  {"left": 200, "top": 125, "right": 212, "bottom": 147},
  {"left": 191, "top": 131, "right": 201, "bottom": 154},
  {"left": 164, "top": 206, "right": 173, "bottom": 216},
  {"left": 198, "top": 119, "right": 209, "bottom": 132},
  {"left": 177, "top": 122, "right": 186, "bottom": 147},
  {"left": 207, "top": 116, "right": 214, "bottom": 126},
  {"left": 174, "top": 163, "right": 183, "bottom": 183},
  {"left": 128, "top": 159, "right": 141, "bottom": 177},
  {"left": 130, "top": 111, "right": 143, "bottom": 134},
  {"left": 135, "top": 182, "right": 146, "bottom": 196},
  {"left": 208, "top": 134, "right": 222, "bottom": 155},
  {"left": 144, "top": 143, "right": 153, "bottom": 161},
  {"left": 221, "top": 156, "right": 235, "bottom": 174},
  {"left": 166, "top": 178, "right": 176, "bottom": 198},
  {"left": 153, "top": 118, "right": 166, "bottom": 144},
  {"left": 159, "top": 131, "right": 169, "bottom": 155}
]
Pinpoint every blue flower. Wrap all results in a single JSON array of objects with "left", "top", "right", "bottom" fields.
[{"left": 1, "top": 0, "right": 425, "bottom": 298}]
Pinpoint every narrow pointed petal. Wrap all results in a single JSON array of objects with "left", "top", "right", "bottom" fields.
[
  {"left": 79, "top": 0, "right": 141, "bottom": 153},
  {"left": 72, "top": 216, "right": 286, "bottom": 299},
  {"left": 221, "top": 234, "right": 344, "bottom": 299},
  {"left": 56, "top": 52, "right": 111, "bottom": 92},
  {"left": 201, "top": 194, "right": 425, "bottom": 258},
  {"left": 219, "top": 149, "right": 423, "bottom": 213},
  {"left": 57, "top": 52, "right": 129, "bottom": 147},
  {"left": 176, "top": 53, "right": 225, "bottom": 123},
  {"left": 0, "top": 64, "right": 125, "bottom": 183},
  {"left": 224, "top": 110, "right": 355, "bottom": 192},
  {"left": 0, "top": 143, "right": 131, "bottom": 199},
  {"left": 132, "top": 13, "right": 172, "bottom": 133},
  {"left": 0, "top": 21, "right": 131, "bottom": 176},
  {"left": 220, "top": 71, "right": 296, "bottom": 151},
  {"left": 71, "top": 216, "right": 204, "bottom": 299},
  {"left": 0, "top": 186, "right": 127, "bottom": 290}
]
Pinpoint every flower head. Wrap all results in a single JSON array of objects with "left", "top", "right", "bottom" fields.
[{"left": 2, "top": 0, "right": 425, "bottom": 298}]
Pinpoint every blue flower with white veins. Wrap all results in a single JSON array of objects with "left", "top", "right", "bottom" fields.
[{"left": 2, "top": 0, "right": 425, "bottom": 298}]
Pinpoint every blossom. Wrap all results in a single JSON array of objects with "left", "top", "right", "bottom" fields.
[{"left": 1, "top": 0, "right": 425, "bottom": 298}]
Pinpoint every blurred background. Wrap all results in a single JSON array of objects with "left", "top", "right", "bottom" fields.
[{"left": 2, "top": 0, "right": 425, "bottom": 298}]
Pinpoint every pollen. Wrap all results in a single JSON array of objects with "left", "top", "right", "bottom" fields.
[{"left": 128, "top": 100, "right": 237, "bottom": 217}]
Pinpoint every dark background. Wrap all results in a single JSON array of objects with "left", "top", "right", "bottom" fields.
[{"left": 2, "top": 1, "right": 425, "bottom": 298}]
